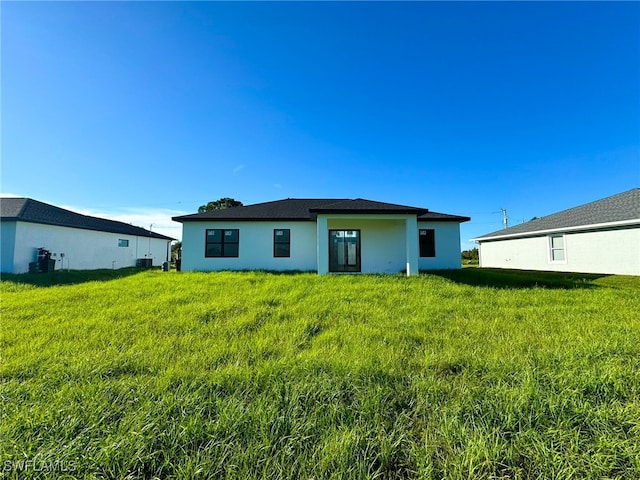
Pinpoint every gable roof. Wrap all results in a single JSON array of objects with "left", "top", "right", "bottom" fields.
[
  {"left": 1, "top": 197, "right": 175, "bottom": 240},
  {"left": 474, "top": 188, "right": 640, "bottom": 241},
  {"left": 172, "top": 198, "right": 470, "bottom": 223}
]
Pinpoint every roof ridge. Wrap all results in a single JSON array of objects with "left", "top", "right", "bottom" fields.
[
  {"left": 18, "top": 197, "right": 32, "bottom": 218},
  {"left": 244, "top": 198, "right": 347, "bottom": 206}
]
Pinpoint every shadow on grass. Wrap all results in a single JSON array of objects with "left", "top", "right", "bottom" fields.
[
  {"left": 244, "top": 269, "right": 317, "bottom": 276},
  {"left": 426, "top": 268, "right": 609, "bottom": 289},
  {"left": 0, "top": 267, "right": 154, "bottom": 287}
]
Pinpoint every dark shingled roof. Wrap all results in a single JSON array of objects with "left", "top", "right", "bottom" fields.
[
  {"left": 172, "top": 198, "right": 470, "bottom": 223},
  {"left": 475, "top": 188, "right": 640, "bottom": 241},
  {"left": 309, "top": 199, "right": 428, "bottom": 214},
  {"left": 418, "top": 211, "right": 471, "bottom": 222},
  {"left": 1, "top": 197, "right": 175, "bottom": 240}
]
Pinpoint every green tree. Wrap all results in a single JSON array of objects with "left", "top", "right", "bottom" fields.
[
  {"left": 198, "top": 198, "right": 243, "bottom": 213},
  {"left": 171, "top": 241, "right": 182, "bottom": 260},
  {"left": 461, "top": 248, "right": 479, "bottom": 263}
]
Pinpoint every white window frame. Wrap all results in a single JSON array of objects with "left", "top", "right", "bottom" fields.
[{"left": 548, "top": 234, "right": 567, "bottom": 264}]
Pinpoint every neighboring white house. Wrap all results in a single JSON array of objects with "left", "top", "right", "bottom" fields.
[
  {"left": 1, "top": 197, "right": 175, "bottom": 274},
  {"left": 172, "top": 198, "right": 470, "bottom": 275},
  {"left": 472, "top": 189, "right": 640, "bottom": 276}
]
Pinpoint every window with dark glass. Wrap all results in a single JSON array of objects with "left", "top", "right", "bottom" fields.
[
  {"left": 274, "top": 229, "right": 290, "bottom": 257},
  {"left": 419, "top": 229, "right": 435, "bottom": 257},
  {"left": 118, "top": 239, "right": 129, "bottom": 247},
  {"left": 205, "top": 229, "right": 239, "bottom": 257}
]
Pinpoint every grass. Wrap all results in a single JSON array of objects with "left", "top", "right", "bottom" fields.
[{"left": 1, "top": 269, "right": 639, "bottom": 479}]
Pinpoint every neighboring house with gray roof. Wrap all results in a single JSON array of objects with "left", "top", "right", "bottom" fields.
[
  {"left": 172, "top": 198, "right": 470, "bottom": 275},
  {"left": 1, "top": 197, "right": 175, "bottom": 274},
  {"left": 472, "top": 189, "right": 640, "bottom": 275}
]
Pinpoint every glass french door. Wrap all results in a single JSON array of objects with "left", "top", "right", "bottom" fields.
[{"left": 329, "top": 230, "right": 361, "bottom": 272}]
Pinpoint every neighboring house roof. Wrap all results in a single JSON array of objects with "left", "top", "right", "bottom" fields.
[
  {"left": 0, "top": 197, "right": 175, "bottom": 240},
  {"left": 474, "top": 188, "right": 640, "bottom": 242},
  {"left": 172, "top": 198, "right": 470, "bottom": 223}
]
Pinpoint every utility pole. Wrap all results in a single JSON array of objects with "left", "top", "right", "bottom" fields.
[
  {"left": 149, "top": 224, "right": 153, "bottom": 257},
  {"left": 500, "top": 208, "right": 509, "bottom": 229}
]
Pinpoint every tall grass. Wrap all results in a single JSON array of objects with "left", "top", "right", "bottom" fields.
[{"left": 1, "top": 270, "right": 639, "bottom": 479}]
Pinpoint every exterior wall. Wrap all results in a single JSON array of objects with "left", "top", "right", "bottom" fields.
[
  {"left": 180, "top": 217, "right": 463, "bottom": 274},
  {"left": 478, "top": 226, "right": 640, "bottom": 275},
  {"left": 8, "top": 221, "right": 170, "bottom": 274},
  {"left": 417, "top": 221, "right": 462, "bottom": 270},
  {"left": 1, "top": 221, "right": 17, "bottom": 273},
  {"left": 181, "top": 221, "right": 318, "bottom": 272}
]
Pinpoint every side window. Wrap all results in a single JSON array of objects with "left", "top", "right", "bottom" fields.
[
  {"left": 274, "top": 229, "right": 290, "bottom": 257},
  {"left": 419, "top": 229, "right": 435, "bottom": 257},
  {"left": 118, "top": 239, "right": 129, "bottom": 247},
  {"left": 549, "top": 235, "right": 565, "bottom": 262},
  {"left": 205, "top": 229, "right": 239, "bottom": 257}
]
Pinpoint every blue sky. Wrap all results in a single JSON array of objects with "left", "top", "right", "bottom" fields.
[{"left": 2, "top": 2, "right": 638, "bottom": 247}]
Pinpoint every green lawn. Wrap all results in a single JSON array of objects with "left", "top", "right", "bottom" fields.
[{"left": 2, "top": 269, "right": 639, "bottom": 479}]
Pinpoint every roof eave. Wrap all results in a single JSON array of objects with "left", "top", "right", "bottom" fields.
[
  {"left": 173, "top": 212, "right": 471, "bottom": 223},
  {"left": 172, "top": 216, "right": 313, "bottom": 223},
  {"left": 9, "top": 218, "right": 175, "bottom": 241},
  {"left": 423, "top": 216, "right": 471, "bottom": 223}
]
